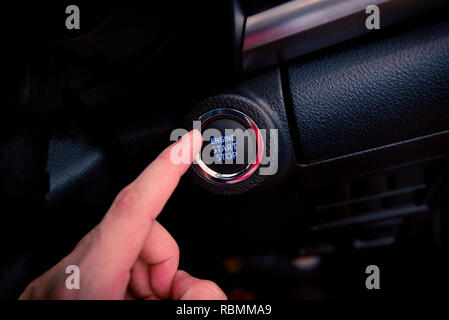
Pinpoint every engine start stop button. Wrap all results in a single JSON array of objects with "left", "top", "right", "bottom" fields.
[{"left": 193, "top": 108, "right": 263, "bottom": 184}]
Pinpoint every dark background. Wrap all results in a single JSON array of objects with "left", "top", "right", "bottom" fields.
[{"left": 1, "top": 1, "right": 449, "bottom": 299}]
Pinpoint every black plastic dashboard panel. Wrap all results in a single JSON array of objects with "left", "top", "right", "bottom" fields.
[{"left": 285, "top": 11, "right": 449, "bottom": 164}]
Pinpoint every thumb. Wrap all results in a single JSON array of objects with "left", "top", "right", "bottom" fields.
[{"left": 172, "top": 270, "right": 227, "bottom": 300}]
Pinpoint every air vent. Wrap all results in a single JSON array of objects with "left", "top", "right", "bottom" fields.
[{"left": 306, "top": 159, "right": 447, "bottom": 251}]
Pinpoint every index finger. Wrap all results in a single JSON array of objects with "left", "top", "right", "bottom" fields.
[{"left": 89, "top": 130, "right": 202, "bottom": 275}]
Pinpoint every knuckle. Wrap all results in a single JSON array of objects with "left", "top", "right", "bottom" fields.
[
  {"left": 159, "top": 148, "right": 173, "bottom": 164},
  {"left": 170, "top": 239, "right": 180, "bottom": 261},
  {"left": 111, "top": 185, "right": 140, "bottom": 215},
  {"left": 20, "top": 280, "right": 39, "bottom": 299}
]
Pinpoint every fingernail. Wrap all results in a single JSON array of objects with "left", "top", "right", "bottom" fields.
[
  {"left": 191, "top": 129, "right": 203, "bottom": 158},
  {"left": 176, "top": 130, "right": 203, "bottom": 164}
]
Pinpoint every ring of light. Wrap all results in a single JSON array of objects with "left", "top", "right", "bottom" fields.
[{"left": 192, "top": 108, "right": 264, "bottom": 185}]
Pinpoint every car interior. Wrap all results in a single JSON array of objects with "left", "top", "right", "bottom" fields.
[{"left": 1, "top": 0, "right": 449, "bottom": 299}]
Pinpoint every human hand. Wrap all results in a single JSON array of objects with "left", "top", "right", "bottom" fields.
[{"left": 19, "top": 130, "right": 227, "bottom": 300}]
